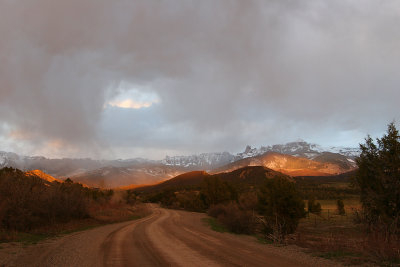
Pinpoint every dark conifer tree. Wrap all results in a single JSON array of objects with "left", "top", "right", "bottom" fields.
[{"left": 355, "top": 122, "right": 400, "bottom": 235}]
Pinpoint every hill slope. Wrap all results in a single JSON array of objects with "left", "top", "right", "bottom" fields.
[
  {"left": 135, "top": 166, "right": 291, "bottom": 193},
  {"left": 25, "top": 169, "right": 62, "bottom": 183},
  {"left": 214, "top": 152, "right": 356, "bottom": 176}
]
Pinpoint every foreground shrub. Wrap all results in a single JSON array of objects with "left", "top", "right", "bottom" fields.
[
  {"left": 125, "top": 190, "right": 137, "bottom": 205},
  {"left": 307, "top": 197, "right": 322, "bottom": 214},
  {"left": 208, "top": 202, "right": 256, "bottom": 234},
  {"left": 201, "top": 177, "right": 238, "bottom": 207},
  {"left": 258, "top": 177, "right": 306, "bottom": 242},
  {"left": 207, "top": 203, "right": 228, "bottom": 218},
  {"left": 363, "top": 231, "right": 400, "bottom": 263},
  {"left": 0, "top": 168, "right": 47, "bottom": 230},
  {"left": 175, "top": 190, "right": 207, "bottom": 212},
  {"left": 45, "top": 181, "right": 89, "bottom": 223}
]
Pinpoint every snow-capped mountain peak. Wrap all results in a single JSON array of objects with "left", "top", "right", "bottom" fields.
[
  {"left": 162, "top": 152, "right": 234, "bottom": 168},
  {"left": 162, "top": 141, "right": 360, "bottom": 170}
]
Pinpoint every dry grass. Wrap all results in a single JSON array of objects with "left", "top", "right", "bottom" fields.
[
  {"left": 291, "top": 201, "right": 400, "bottom": 266},
  {"left": 317, "top": 199, "right": 361, "bottom": 210}
]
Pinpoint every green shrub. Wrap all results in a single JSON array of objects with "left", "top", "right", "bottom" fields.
[
  {"left": 208, "top": 202, "right": 256, "bottom": 234},
  {"left": 125, "top": 190, "right": 137, "bottom": 205},
  {"left": 258, "top": 177, "right": 306, "bottom": 241},
  {"left": 207, "top": 203, "right": 228, "bottom": 218},
  {"left": 201, "top": 177, "right": 238, "bottom": 207}
]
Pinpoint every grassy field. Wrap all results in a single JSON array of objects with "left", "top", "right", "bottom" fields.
[
  {"left": 317, "top": 198, "right": 361, "bottom": 210},
  {"left": 293, "top": 198, "right": 400, "bottom": 266}
]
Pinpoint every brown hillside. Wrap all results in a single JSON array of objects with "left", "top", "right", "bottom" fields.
[
  {"left": 214, "top": 152, "right": 355, "bottom": 176},
  {"left": 135, "top": 166, "right": 291, "bottom": 193},
  {"left": 25, "top": 169, "right": 61, "bottom": 183}
]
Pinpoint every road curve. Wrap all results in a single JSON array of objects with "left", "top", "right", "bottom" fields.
[{"left": 1, "top": 205, "right": 341, "bottom": 267}]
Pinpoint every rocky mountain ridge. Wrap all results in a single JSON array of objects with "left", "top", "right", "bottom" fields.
[
  {"left": 214, "top": 151, "right": 356, "bottom": 177},
  {"left": 163, "top": 140, "right": 360, "bottom": 169}
]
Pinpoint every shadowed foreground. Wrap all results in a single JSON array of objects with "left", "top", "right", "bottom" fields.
[{"left": 0, "top": 204, "right": 341, "bottom": 267}]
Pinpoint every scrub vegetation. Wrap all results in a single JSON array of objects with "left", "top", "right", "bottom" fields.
[{"left": 0, "top": 167, "right": 149, "bottom": 242}]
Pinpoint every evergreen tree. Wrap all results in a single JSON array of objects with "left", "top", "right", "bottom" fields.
[
  {"left": 355, "top": 122, "right": 400, "bottom": 234},
  {"left": 337, "top": 199, "right": 345, "bottom": 215},
  {"left": 258, "top": 177, "right": 306, "bottom": 240},
  {"left": 200, "top": 177, "right": 237, "bottom": 207},
  {"left": 307, "top": 196, "right": 322, "bottom": 214}
]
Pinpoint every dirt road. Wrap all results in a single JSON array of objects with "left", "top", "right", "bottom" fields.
[{"left": 0, "top": 205, "right": 341, "bottom": 267}]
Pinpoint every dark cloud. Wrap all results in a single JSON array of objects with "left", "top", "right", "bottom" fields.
[{"left": 0, "top": 0, "right": 399, "bottom": 159}]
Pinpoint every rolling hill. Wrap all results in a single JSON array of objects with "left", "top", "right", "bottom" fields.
[{"left": 135, "top": 166, "right": 292, "bottom": 193}]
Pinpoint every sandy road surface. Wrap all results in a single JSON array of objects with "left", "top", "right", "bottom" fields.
[{"left": 0, "top": 204, "right": 341, "bottom": 267}]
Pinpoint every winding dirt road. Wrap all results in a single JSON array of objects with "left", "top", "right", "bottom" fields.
[{"left": 0, "top": 205, "right": 341, "bottom": 267}]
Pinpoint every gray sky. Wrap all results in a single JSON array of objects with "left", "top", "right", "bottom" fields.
[{"left": 0, "top": 0, "right": 399, "bottom": 159}]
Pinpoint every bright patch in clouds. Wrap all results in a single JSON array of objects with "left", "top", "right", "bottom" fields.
[
  {"left": 109, "top": 99, "right": 156, "bottom": 109},
  {"left": 107, "top": 82, "right": 160, "bottom": 109}
]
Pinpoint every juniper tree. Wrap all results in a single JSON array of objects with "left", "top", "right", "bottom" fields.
[
  {"left": 258, "top": 177, "right": 306, "bottom": 240},
  {"left": 355, "top": 122, "right": 400, "bottom": 235},
  {"left": 337, "top": 199, "right": 345, "bottom": 215}
]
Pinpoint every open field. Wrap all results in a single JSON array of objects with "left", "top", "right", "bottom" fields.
[{"left": 292, "top": 199, "right": 399, "bottom": 266}]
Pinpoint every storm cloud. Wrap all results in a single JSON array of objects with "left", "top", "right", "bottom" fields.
[{"left": 0, "top": 0, "right": 399, "bottom": 159}]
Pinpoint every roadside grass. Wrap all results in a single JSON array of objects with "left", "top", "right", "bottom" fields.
[
  {"left": 255, "top": 235, "right": 274, "bottom": 245},
  {"left": 128, "top": 215, "right": 142, "bottom": 221},
  {"left": 203, "top": 216, "right": 275, "bottom": 247},
  {"left": 15, "top": 232, "right": 52, "bottom": 245},
  {"left": 58, "top": 222, "right": 102, "bottom": 236},
  {"left": 202, "top": 217, "right": 228, "bottom": 233},
  {"left": 314, "top": 250, "right": 365, "bottom": 264},
  {"left": 0, "top": 230, "right": 52, "bottom": 245},
  {"left": 0, "top": 203, "right": 151, "bottom": 245}
]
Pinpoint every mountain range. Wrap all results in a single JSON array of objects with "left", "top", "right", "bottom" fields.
[
  {"left": 213, "top": 151, "right": 355, "bottom": 176},
  {"left": 162, "top": 140, "right": 359, "bottom": 169},
  {"left": 0, "top": 141, "right": 360, "bottom": 188}
]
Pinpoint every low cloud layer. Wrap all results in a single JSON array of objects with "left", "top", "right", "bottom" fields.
[{"left": 1, "top": 0, "right": 399, "bottom": 159}]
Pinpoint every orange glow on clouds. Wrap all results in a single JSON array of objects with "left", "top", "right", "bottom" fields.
[
  {"left": 106, "top": 82, "right": 160, "bottom": 110},
  {"left": 9, "top": 130, "right": 33, "bottom": 140},
  {"left": 48, "top": 139, "right": 66, "bottom": 149},
  {"left": 108, "top": 99, "right": 156, "bottom": 109}
]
